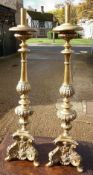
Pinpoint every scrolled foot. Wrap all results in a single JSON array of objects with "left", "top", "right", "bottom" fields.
[
  {"left": 46, "top": 161, "right": 53, "bottom": 167},
  {"left": 33, "top": 160, "right": 40, "bottom": 167},
  {"left": 5, "top": 156, "right": 11, "bottom": 161},
  {"left": 70, "top": 149, "right": 83, "bottom": 173},
  {"left": 77, "top": 166, "right": 83, "bottom": 173}
]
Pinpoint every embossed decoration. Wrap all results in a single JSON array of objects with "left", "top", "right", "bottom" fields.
[
  {"left": 5, "top": 8, "right": 39, "bottom": 167},
  {"left": 47, "top": 137, "right": 83, "bottom": 173},
  {"left": 59, "top": 84, "right": 75, "bottom": 97},
  {"left": 46, "top": 2, "right": 83, "bottom": 172},
  {"left": 16, "top": 81, "right": 31, "bottom": 94}
]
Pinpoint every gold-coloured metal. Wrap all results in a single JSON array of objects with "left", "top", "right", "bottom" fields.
[
  {"left": 65, "top": 2, "right": 70, "bottom": 23},
  {"left": 5, "top": 8, "right": 39, "bottom": 167},
  {"left": 46, "top": 2, "right": 83, "bottom": 172}
]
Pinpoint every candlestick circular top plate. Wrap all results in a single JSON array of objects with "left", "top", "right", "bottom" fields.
[
  {"left": 53, "top": 23, "right": 83, "bottom": 32},
  {"left": 9, "top": 25, "right": 36, "bottom": 33}
]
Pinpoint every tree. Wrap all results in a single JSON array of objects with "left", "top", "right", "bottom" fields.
[
  {"left": 70, "top": 5, "right": 77, "bottom": 24},
  {"left": 85, "top": 0, "right": 93, "bottom": 18},
  {"left": 50, "top": 0, "right": 93, "bottom": 25},
  {"left": 76, "top": 0, "right": 93, "bottom": 20},
  {"left": 52, "top": 8, "right": 65, "bottom": 24},
  {"left": 55, "top": 3, "right": 64, "bottom": 9},
  {"left": 27, "top": 5, "right": 34, "bottom": 11},
  {"left": 50, "top": 2, "right": 77, "bottom": 24}
]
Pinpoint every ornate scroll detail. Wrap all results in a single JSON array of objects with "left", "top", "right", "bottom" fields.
[
  {"left": 47, "top": 136, "right": 83, "bottom": 172},
  {"left": 5, "top": 131, "right": 39, "bottom": 166}
]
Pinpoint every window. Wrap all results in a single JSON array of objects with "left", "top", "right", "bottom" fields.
[{"left": 39, "top": 21, "right": 45, "bottom": 28}]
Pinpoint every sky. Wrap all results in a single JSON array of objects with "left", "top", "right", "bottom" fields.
[{"left": 23, "top": 0, "right": 83, "bottom": 12}]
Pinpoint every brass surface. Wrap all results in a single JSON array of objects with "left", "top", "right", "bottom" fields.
[
  {"left": 47, "top": 2, "right": 83, "bottom": 172},
  {"left": 5, "top": 8, "right": 39, "bottom": 167},
  {"left": 53, "top": 23, "right": 82, "bottom": 32},
  {"left": 65, "top": 3, "right": 70, "bottom": 23}
]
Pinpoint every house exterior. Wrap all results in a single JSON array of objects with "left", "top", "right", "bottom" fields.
[
  {"left": 78, "top": 18, "right": 93, "bottom": 38},
  {"left": 27, "top": 6, "right": 56, "bottom": 38},
  {"left": 0, "top": 0, "right": 23, "bottom": 57},
  {"left": 0, "top": 0, "right": 23, "bottom": 23}
]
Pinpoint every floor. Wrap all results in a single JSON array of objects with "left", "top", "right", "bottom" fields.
[{"left": 0, "top": 46, "right": 93, "bottom": 144}]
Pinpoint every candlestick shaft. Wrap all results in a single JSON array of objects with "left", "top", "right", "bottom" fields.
[
  {"left": 20, "top": 8, "right": 26, "bottom": 25},
  {"left": 20, "top": 51, "right": 27, "bottom": 82},
  {"left": 65, "top": 3, "right": 70, "bottom": 23},
  {"left": 64, "top": 55, "right": 71, "bottom": 84}
]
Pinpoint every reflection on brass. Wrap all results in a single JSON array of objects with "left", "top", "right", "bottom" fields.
[
  {"left": 5, "top": 8, "right": 39, "bottom": 167},
  {"left": 47, "top": 2, "right": 83, "bottom": 172}
]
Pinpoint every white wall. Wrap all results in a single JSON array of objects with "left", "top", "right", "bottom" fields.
[
  {"left": 45, "top": 21, "right": 53, "bottom": 29},
  {"left": 78, "top": 19, "right": 93, "bottom": 39}
]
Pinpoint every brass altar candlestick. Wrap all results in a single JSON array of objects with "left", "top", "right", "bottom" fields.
[
  {"left": 5, "top": 8, "right": 39, "bottom": 167},
  {"left": 47, "top": 2, "right": 83, "bottom": 172}
]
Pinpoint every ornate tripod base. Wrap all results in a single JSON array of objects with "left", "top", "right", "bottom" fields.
[
  {"left": 46, "top": 135, "right": 83, "bottom": 172},
  {"left": 5, "top": 130, "right": 39, "bottom": 167}
]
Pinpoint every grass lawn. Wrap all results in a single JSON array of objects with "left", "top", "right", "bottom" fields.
[{"left": 27, "top": 38, "right": 93, "bottom": 46}]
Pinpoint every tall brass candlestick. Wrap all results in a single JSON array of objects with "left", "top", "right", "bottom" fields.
[
  {"left": 47, "top": 2, "right": 83, "bottom": 172},
  {"left": 5, "top": 8, "right": 39, "bottom": 167}
]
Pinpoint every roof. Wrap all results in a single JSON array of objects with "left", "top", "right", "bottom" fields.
[
  {"left": 0, "top": 4, "right": 16, "bottom": 12},
  {"left": 27, "top": 10, "right": 53, "bottom": 22}
]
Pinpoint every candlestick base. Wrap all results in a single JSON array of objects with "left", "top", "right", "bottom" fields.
[
  {"left": 5, "top": 130, "right": 39, "bottom": 167},
  {"left": 46, "top": 135, "right": 83, "bottom": 172}
]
